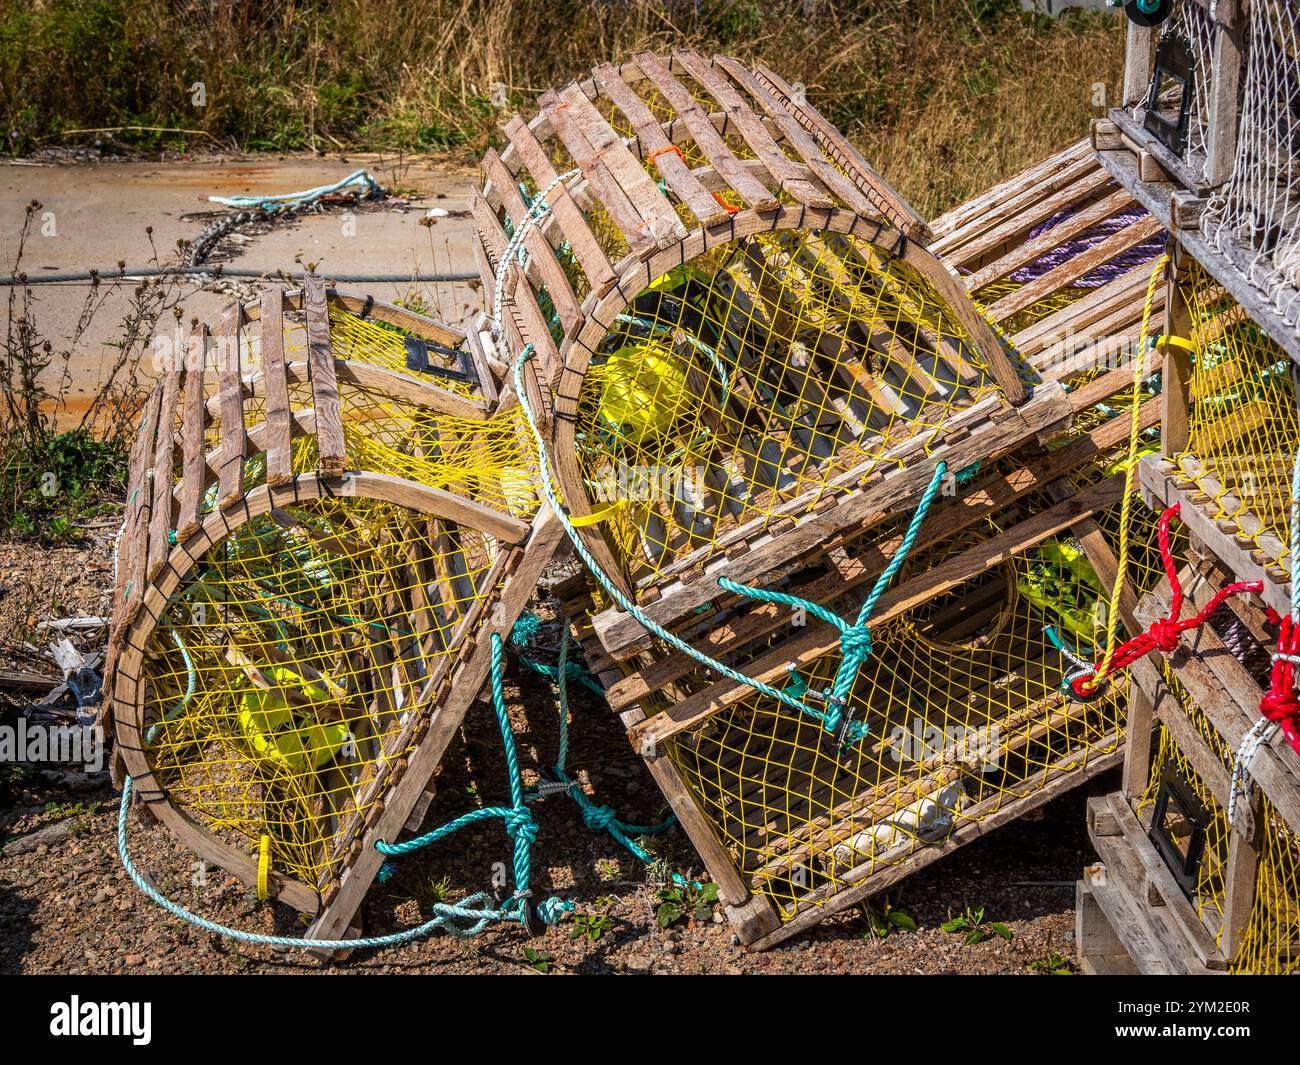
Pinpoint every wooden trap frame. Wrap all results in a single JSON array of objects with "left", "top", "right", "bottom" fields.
[
  {"left": 1078, "top": 548, "right": 1300, "bottom": 974},
  {"left": 470, "top": 52, "right": 1187, "bottom": 946},
  {"left": 1076, "top": 34, "right": 1300, "bottom": 965},
  {"left": 103, "top": 278, "right": 565, "bottom": 949},
  {"left": 1095, "top": 0, "right": 1300, "bottom": 363}
]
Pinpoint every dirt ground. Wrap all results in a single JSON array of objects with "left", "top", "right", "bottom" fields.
[{"left": 0, "top": 528, "right": 1107, "bottom": 976}]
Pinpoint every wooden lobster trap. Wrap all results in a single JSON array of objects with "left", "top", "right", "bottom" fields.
[
  {"left": 1076, "top": 16, "right": 1300, "bottom": 966},
  {"left": 103, "top": 278, "right": 564, "bottom": 948},
  {"left": 1078, "top": 547, "right": 1300, "bottom": 975},
  {"left": 931, "top": 136, "right": 1167, "bottom": 394},
  {"left": 468, "top": 50, "right": 1192, "bottom": 945},
  {"left": 475, "top": 51, "right": 1080, "bottom": 661}
]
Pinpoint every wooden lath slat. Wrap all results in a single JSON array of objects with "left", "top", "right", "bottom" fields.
[
  {"left": 984, "top": 213, "right": 1164, "bottom": 323},
  {"left": 145, "top": 357, "right": 181, "bottom": 581},
  {"left": 502, "top": 114, "right": 619, "bottom": 295},
  {"left": 302, "top": 275, "right": 346, "bottom": 478},
  {"left": 670, "top": 49, "right": 832, "bottom": 209},
  {"left": 216, "top": 300, "right": 247, "bottom": 506},
  {"left": 965, "top": 187, "right": 1137, "bottom": 293},
  {"left": 544, "top": 83, "right": 687, "bottom": 256},
  {"left": 118, "top": 386, "right": 164, "bottom": 627},
  {"left": 751, "top": 61, "right": 930, "bottom": 242},
  {"left": 635, "top": 51, "right": 778, "bottom": 211},
  {"left": 481, "top": 147, "right": 583, "bottom": 334},
  {"left": 260, "top": 285, "right": 293, "bottom": 485},
  {"left": 175, "top": 322, "right": 210, "bottom": 541},
  {"left": 469, "top": 187, "right": 564, "bottom": 384},
  {"left": 713, "top": 55, "right": 877, "bottom": 219},
  {"left": 592, "top": 62, "right": 733, "bottom": 228}
]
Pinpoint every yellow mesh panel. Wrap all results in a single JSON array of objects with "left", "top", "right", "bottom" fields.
[
  {"left": 572, "top": 230, "right": 1007, "bottom": 591},
  {"left": 665, "top": 504, "right": 1130, "bottom": 922},
  {"left": 1178, "top": 260, "right": 1299, "bottom": 572}
]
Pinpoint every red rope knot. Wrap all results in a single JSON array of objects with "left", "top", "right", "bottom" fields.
[
  {"left": 1063, "top": 503, "right": 1263, "bottom": 702},
  {"left": 1146, "top": 616, "right": 1183, "bottom": 654},
  {"left": 1261, "top": 611, "right": 1300, "bottom": 758}
]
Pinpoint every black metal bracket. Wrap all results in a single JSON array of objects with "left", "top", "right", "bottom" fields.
[
  {"left": 1143, "top": 29, "right": 1196, "bottom": 158},
  {"left": 1148, "top": 761, "right": 1213, "bottom": 900},
  {"left": 403, "top": 336, "right": 479, "bottom": 388}
]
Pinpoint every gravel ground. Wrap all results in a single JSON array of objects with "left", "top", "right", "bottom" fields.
[{"left": 0, "top": 531, "right": 1105, "bottom": 976}]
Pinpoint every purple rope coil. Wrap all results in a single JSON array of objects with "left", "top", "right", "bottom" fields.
[{"left": 1007, "top": 203, "right": 1164, "bottom": 287}]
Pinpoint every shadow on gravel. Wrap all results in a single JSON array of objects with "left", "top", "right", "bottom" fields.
[{"left": 0, "top": 875, "right": 38, "bottom": 972}]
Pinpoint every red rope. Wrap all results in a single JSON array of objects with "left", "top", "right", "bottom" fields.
[
  {"left": 1261, "top": 608, "right": 1300, "bottom": 757},
  {"left": 1068, "top": 502, "right": 1264, "bottom": 698}
]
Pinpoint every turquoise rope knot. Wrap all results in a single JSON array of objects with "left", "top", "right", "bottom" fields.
[
  {"left": 581, "top": 804, "right": 618, "bottom": 832},
  {"left": 538, "top": 897, "right": 576, "bottom": 925},
  {"left": 839, "top": 625, "right": 873, "bottom": 659},
  {"left": 714, "top": 460, "right": 950, "bottom": 747},
  {"left": 504, "top": 808, "right": 538, "bottom": 844}
]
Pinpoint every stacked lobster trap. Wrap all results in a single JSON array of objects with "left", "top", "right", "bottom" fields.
[
  {"left": 1074, "top": 0, "right": 1300, "bottom": 975},
  {"left": 103, "top": 279, "right": 566, "bottom": 949},
  {"left": 477, "top": 50, "right": 1186, "bottom": 947}
]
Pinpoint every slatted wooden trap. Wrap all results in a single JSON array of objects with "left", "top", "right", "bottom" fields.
[
  {"left": 931, "top": 136, "right": 1167, "bottom": 391},
  {"left": 1074, "top": 4, "right": 1300, "bottom": 969},
  {"left": 103, "top": 278, "right": 564, "bottom": 946},
  {"left": 1079, "top": 549, "right": 1300, "bottom": 975},
  {"left": 467, "top": 52, "right": 1186, "bottom": 946},
  {"left": 475, "top": 50, "right": 1080, "bottom": 631}
]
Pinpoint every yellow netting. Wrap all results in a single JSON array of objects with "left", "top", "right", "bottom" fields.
[
  {"left": 570, "top": 230, "right": 1008, "bottom": 591},
  {"left": 663, "top": 475, "right": 1158, "bottom": 920},
  {"left": 143, "top": 493, "right": 498, "bottom": 888},
  {"left": 1133, "top": 607, "right": 1300, "bottom": 974},
  {"left": 1137, "top": 707, "right": 1300, "bottom": 974},
  {"left": 1178, "top": 260, "right": 1299, "bottom": 572},
  {"left": 1234, "top": 796, "right": 1300, "bottom": 974},
  {"left": 1137, "top": 723, "right": 1232, "bottom": 943},
  {"left": 135, "top": 300, "right": 534, "bottom": 890}
]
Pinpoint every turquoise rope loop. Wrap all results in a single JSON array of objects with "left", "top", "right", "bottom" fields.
[
  {"left": 117, "top": 630, "right": 571, "bottom": 948},
  {"left": 531, "top": 621, "right": 695, "bottom": 888},
  {"left": 510, "top": 346, "right": 950, "bottom": 750},
  {"left": 717, "top": 459, "right": 950, "bottom": 744},
  {"left": 117, "top": 776, "right": 523, "bottom": 948},
  {"left": 375, "top": 632, "right": 571, "bottom": 927}
]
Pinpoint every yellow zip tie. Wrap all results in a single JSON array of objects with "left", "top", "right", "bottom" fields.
[
  {"left": 1094, "top": 252, "right": 1171, "bottom": 684},
  {"left": 257, "top": 834, "right": 272, "bottom": 901},
  {"left": 1155, "top": 334, "right": 1196, "bottom": 357},
  {"left": 570, "top": 500, "right": 628, "bottom": 527}
]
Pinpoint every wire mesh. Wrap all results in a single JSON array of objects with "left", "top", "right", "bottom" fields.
[{"left": 1204, "top": 0, "right": 1300, "bottom": 328}]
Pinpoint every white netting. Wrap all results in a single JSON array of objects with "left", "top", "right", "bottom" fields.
[{"left": 1204, "top": 0, "right": 1300, "bottom": 328}]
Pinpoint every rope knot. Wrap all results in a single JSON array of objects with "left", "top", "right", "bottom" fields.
[
  {"left": 1261, "top": 689, "right": 1300, "bottom": 725},
  {"left": 581, "top": 804, "right": 617, "bottom": 832},
  {"left": 839, "top": 625, "right": 873, "bottom": 660},
  {"left": 1148, "top": 616, "right": 1182, "bottom": 654},
  {"left": 504, "top": 808, "right": 538, "bottom": 845}
]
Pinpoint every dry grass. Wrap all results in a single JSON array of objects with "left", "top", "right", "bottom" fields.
[{"left": 0, "top": 0, "right": 1122, "bottom": 215}]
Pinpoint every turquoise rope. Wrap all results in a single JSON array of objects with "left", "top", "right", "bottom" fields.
[
  {"left": 117, "top": 631, "right": 571, "bottom": 948},
  {"left": 209, "top": 168, "right": 381, "bottom": 213},
  {"left": 118, "top": 777, "right": 523, "bottom": 948},
  {"left": 716, "top": 459, "right": 949, "bottom": 745},
  {"left": 531, "top": 622, "right": 695, "bottom": 887},
  {"left": 511, "top": 346, "right": 948, "bottom": 749},
  {"left": 374, "top": 633, "right": 573, "bottom": 925}
]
